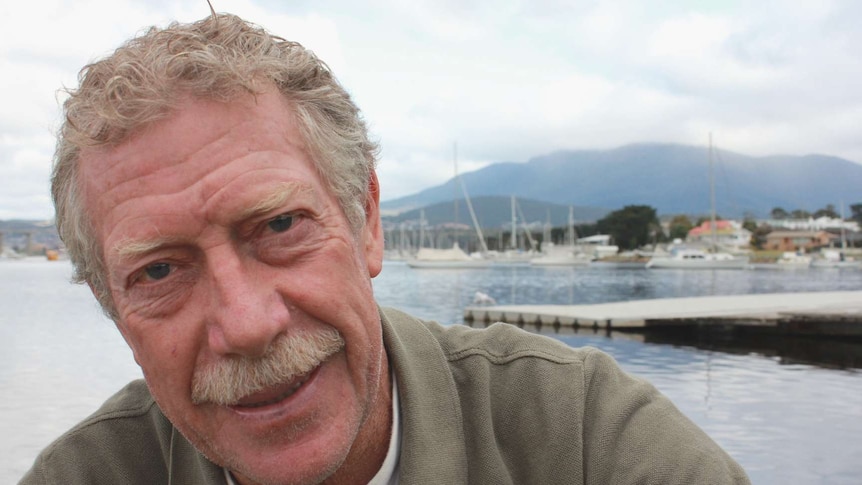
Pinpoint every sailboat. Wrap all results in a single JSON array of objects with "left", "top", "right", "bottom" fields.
[
  {"left": 487, "top": 196, "right": 540, "bottom": 265},
  {"left": 646, "top": 134, "right": 748, "bottom": 270},
  {"left": 811, "top": 202, "right": 862, "bottom": 269},
  {"left": 530, "top": 206, "right": 592, "bottom": 266},
  {"left": 407, "top": 144, "right": 491, "bottom": 269}
]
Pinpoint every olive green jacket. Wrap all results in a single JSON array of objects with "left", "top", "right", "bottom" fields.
[{"left": 21, "top": 306, "right": 750, "bottom": 484}]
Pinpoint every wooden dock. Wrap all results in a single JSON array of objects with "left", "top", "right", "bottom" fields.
[{"left": 463, "top": 291, "right": 862, "bottom": 337}]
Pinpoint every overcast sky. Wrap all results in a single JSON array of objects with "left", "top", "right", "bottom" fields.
[{"left": 2, "top": 0, "right": 861, "bottom": 220}]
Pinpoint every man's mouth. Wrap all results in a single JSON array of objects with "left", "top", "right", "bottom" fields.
[
  {"left": 231, "top": 368, "right": 316, "bottom": 409},
  {"left": 192, "top": 328, "right": 345, "bottom": 406}
]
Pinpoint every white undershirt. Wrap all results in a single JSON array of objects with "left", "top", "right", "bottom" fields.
[
  {"left": 367, "top": 374, "right": 401, "bottom": 485},
  {"left": 224, "top": 375, "right": 401, "bottom": 485}
]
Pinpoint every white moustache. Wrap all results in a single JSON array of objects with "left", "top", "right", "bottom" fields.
[{"left": 191, "top": 328, "right": 344, "bottom": 406}]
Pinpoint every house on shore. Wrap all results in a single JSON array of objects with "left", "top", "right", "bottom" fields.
[
  {"left": 764, "top": 230, "right": 837, "bottom": 252},
  {"left": 686, "top": 220, "right": 752, "bottom": 250}
]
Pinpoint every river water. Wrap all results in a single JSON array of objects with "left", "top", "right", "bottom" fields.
[{"left": 3, "top": 258, "right": 861, "bottom": 484}]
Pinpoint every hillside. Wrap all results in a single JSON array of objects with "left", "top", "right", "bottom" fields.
[
  {"left": 380, "top": 143, "right": 862, "bottom": 218},
  {"left": 381, "top": 196, "right": 608, "bottom": 228}
]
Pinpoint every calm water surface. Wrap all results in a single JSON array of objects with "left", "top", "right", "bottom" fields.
[{"left": 3, "top": 259, "right": 861, "bottom": 484}]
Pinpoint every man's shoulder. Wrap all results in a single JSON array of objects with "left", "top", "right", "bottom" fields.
[
  {"left": 379, "top": 306, "right": 750, "bottom": 484},
  {"left": 73, "top": 379, "right": 158, "bottom": 425},
  {"left": 20, "top": 380, "right": 173, "bottom": 484},
  {"left": 53, "top": 379, "right": 163, "bottom": 442}
]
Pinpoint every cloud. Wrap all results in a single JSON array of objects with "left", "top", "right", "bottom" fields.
[
  {"left": 0, "top": 134, "right": 55, "bottom": 219},
  {"left": 2, "top": 0, "right": 861, "bottom": 217}
]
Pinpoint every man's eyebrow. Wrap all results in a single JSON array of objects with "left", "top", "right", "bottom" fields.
[
  {"left": 113, "top": 236, "right": 184, "bottom": 261},
  {"left": 111, "top": 184, "right": 319, "bottom": 261},
  {"left": 237, "top": 182, "right": 318, "bottom": 221}
]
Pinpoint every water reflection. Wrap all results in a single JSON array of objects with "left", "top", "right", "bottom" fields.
[
  {"left": 464, "top": 317, "right": 862, "bottom": 484},
  {"left": 466, "top": 318, "right": 862, "bottom": 371},
  {"left": 641, "top": 331, "right": 862, "bottom": 370}
]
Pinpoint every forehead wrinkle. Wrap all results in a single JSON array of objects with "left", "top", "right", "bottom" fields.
[{"left": 109, "top": 183, "right": 320, "bottom": 263}]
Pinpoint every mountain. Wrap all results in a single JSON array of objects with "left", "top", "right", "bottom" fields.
[
  {"left": 381, "top": 196, "right": 608, "bottom": 229},
  {"left": 0, "top": 219, "right": 61, "bottom": 253},
  {"left": 380, "top": 143, "right": 862, "bottom": 218}
]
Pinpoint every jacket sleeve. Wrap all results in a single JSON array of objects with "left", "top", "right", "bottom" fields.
[{"left": 580, "top": 348, "right": 750, "bottom": 485}]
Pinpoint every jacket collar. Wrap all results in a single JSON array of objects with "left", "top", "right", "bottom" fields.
[{"left": 379, "top": 306, "right": 468, "bottom": 483}]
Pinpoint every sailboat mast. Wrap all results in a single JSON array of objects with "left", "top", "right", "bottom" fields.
[
  {"left": 454, "top": 143, "right": 489, "bottom": 254},
  {"left": 709, "top": 133, "right": 717, "bottom": 251},
  {"left": 419, "top": 208, "right": 427, "bottom": 249},
  {"left": 840, "top": 201, "right": 848, "bottom": 251},
  {"left": 511, "top": 195, "right": 517, "bottom": 249},
  {"left": 452, "top": 143, "right": 460, "bottom": 248},
  {"left": 516, "top": 201, "right": 538, "bottom": 250}
]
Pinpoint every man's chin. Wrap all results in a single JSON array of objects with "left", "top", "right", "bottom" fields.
[{"left": 184, "top": 356, "right": 362, "bottom": 485}]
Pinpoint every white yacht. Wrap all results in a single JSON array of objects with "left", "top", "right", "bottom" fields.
[
  {"left": 407, "top": 143, "right": 491, "bottom": 270},
  {"left": 748, "top": 251, "right": 812, "bottom": 270},
  {"left": 530, "top": 206, "right": 592, "bottom": 267},
  {"left": 811, "top": 249, "right": 862, "bottom": 269},
  {"left": 646, "top": 248, "right": 748, "bottom": 269},
  {"left": 406, "top": 242, "right": 491, "bottom": 269},
  {"left": 647, "top": 134, "right": 748, "bottom": 270}
]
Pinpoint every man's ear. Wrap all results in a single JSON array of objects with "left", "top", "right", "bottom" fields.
[{"left": 363, "top": 170, "right": 384, "bottom": 278}]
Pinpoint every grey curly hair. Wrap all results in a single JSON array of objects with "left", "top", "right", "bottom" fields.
[{"left": 52, "top": 13, "right": 379, "bottom": 318}]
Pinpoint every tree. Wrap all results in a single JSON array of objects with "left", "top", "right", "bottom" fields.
[
  {"left": 813, "top": 204, "right": 839, "bottom": 219},
  {"left": 791, "top": 209, "right": 811, "bottom": 219},
  {"left": 851, "top": 203, "right": 862, "bottom": 224},
  {"left": 695, "top": 215, "right": 723, "bottom": 227},
  {"left": 771, "top": 207, "right": 788, "bottom": 219},
  {"left": 749, "top": 223, "right": 772, "bottom": 250},
  {"left": 596, "top": 205, "right": 660, "bottom": 250},
  {"left": 668, "top": 214, "right": 693, "bottom": 241}
]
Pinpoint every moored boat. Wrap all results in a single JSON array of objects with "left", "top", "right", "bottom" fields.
[
  {"left": 748, "top": 251, "right": 812, "bottom": 270},
  {"left": 591, "top": 252, "right": 649, "bottom": 269},
  {"left": 406, "top": 243, "right": 491, "bottom": 269},
  {"left": 647, "top": 248, "right": 748, "bottom": 269},
  {"left": 529, "top": 247, "right": 592, "bottom": 267},
  {"left": 647, "top": 135, "right": 748, "bottom": 270},
  {"left": 811, "top": 249, "right": 862, "bottom": 269}
]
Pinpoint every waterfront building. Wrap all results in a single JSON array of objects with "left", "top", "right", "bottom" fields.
[
  {"left": 764, "top": 230, "right": 836, "bottom": 252},
  {"left": 686, "top": 220, "right": 752, "bottom": 250}
]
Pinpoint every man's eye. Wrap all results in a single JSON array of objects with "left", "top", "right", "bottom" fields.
[
  {"left": 267, "top": 214, "right": 294, "bottom": 233},
  {"left": 144, "top": 263, "right": 172, "bottom": 281}
]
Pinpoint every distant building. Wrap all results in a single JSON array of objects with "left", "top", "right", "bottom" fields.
[
  {"left": 764, "top": 230, "right": 836, "bottom": 252},
  {"left": 687, "top": 220, "right": 751, "bottom": 249},
  {"left": 766, "top": 217, "right": 859, "bottom": 232}
]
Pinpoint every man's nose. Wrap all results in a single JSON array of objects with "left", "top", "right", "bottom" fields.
[{"left": 204, "top": 247, "right": 290, "bottom": 358}]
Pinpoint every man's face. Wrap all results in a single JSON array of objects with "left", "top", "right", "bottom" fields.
[{"left": 80, "top": 90, "right": 387, "bottom": 484}]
